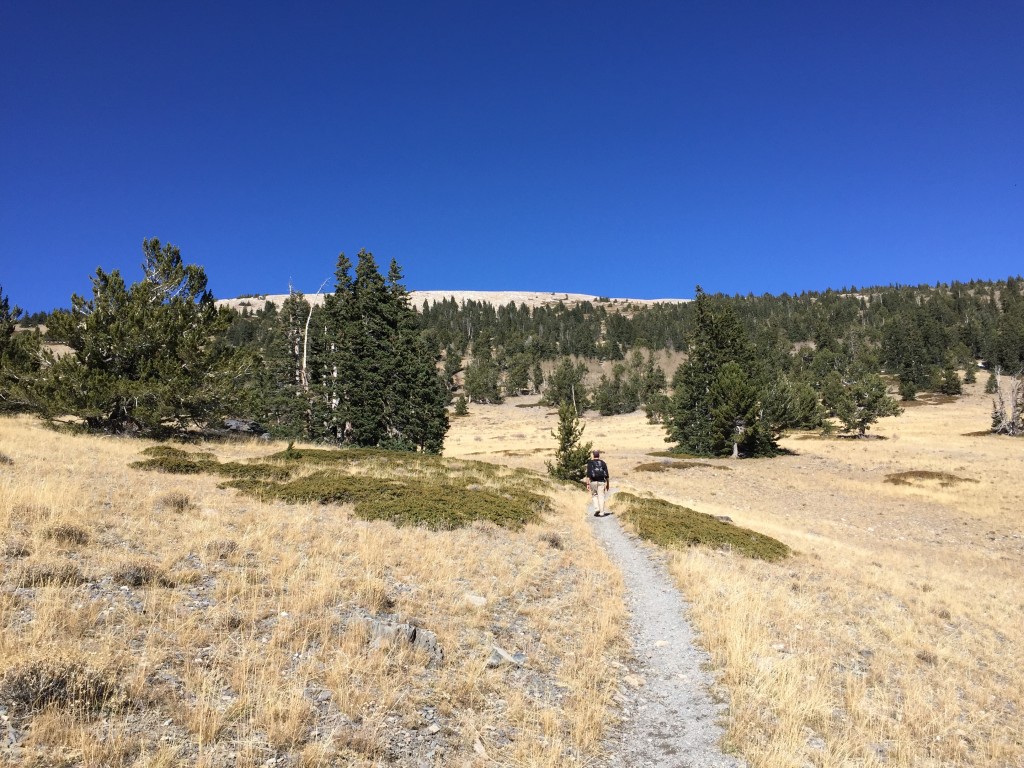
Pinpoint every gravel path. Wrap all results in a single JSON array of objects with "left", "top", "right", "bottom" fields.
[{"left": 589, "top": 496, "right": 746, "bottom": 768}]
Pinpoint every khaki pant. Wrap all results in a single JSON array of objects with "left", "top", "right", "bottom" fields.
[{"left": 590, "top": 483, "right": 608, "bottom": 514}]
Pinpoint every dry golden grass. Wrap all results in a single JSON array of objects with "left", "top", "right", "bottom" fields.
[
  {"left": 0, "top": 417, "right": 627, "bottom": 766},
  {"left": 446, "top": 381, "right": 1024, "bottom": 767}
]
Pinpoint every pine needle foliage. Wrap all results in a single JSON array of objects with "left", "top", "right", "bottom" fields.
[
  {"left": 546, "top": 401, "right": 592, "bottom": 482},
  {"left": 35, "top": 240, "right": 243, "bottom": 435}
]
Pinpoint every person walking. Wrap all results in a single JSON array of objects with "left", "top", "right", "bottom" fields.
[{"left": 585, "top": 450, "right": 611, "bottom": 517}]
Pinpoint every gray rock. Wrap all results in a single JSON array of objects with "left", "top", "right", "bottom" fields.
[
  {"left": 487, "top": 645, "right": 525, "bottom": 668},
  {"left": 369, "top": 619, "right": 443, "bottom": 662}
]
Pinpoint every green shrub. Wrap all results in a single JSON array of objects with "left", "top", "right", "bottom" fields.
[
  {"left": 634, "top": 461, "right": 732, "bottom": 472},
  {"left": 616, "top": 493, "right": 790, "bottom": 561},
  {"left": 224, "top": 471, "right": 548, "bottom": 531}
]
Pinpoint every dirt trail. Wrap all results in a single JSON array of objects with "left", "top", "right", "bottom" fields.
[{"left": 590, "top": 493, "right": 745, "bottom": 768}]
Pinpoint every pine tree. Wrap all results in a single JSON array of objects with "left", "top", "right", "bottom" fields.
[
  {"left": 463, "top": 337, "right": 503, "bottom": 403},
  {"left": 666, "top": 288, "right": 775, "bottom": 456},
  {"left": 833, "top": 372, "right": 903, "bottom": 436},
  {"left": 0, "top": 286, "right": 42, "bottom": 413},
  {"left": 984, "top": 370, "right": 998, "bottom": 394},
  {"left": 453, "top": 394, "right": 469, "bottom": 416},
  {"left": 314, "top": 250, "right": 449, "bottom": 451},
  {"left": 546, "top": 401, "right": 593, "bottom": 482},
  {"left": 541, "top": 358, "right": 589, "bottom": 413},
  {"left": 36, "top": 239, "right": 240, "bottom": 435}
]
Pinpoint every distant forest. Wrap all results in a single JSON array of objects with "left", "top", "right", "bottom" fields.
[
  {"left": 414, "top": 279, "right": 1024, "bottom": 371},
  {"left": 5, "top": 263, "right": 1024, "bottom": 449}
]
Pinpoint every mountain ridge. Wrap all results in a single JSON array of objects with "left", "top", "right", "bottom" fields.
[{"left": 218, "top": 290, "right": 690, "bottom": 312}]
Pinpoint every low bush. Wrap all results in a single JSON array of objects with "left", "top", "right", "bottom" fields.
[
  {"left": 226, "top": 471, "right": 548, "bottom": 531},
  {"left": 634, "top": 461, "right": 732, "bottom": 473},
  {"left": 616, "top": 492, "right": 790, "bottom": 562},
  {"left": 884, "top": 470, "right": 979, "bottom": 487}
]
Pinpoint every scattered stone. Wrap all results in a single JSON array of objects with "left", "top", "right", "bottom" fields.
[
  {"left": 623, "top": 674, "right": 646, "bottom": 689},
  {"left": 427, "top": 724, "right": 441, "bottom": 735},
  {"left": 368, "top": 619, "right": 443, "bottom": 662},
  {"left": 463, "top": 593, "right": 487, "bottom": 608},
  {"left": 473, "top": 738, "right": 488, "bottom": 758},
  {"left": 487, "top": 645, "right": 525, "bottom": 668},
  {"left": 714, "top": 515, "right": 734, "bottom": 523}
]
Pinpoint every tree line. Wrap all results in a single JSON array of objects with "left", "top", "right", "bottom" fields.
[
  {"left": 2, "top": 240, "right": 1023, "bottom": 452},
  {"left": 1, "top": 240, "right": 448, "bottom": 451}
]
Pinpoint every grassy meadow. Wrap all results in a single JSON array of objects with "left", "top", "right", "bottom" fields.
[
  {"left": 1, "top": 372, "right": 1022, "bottom": 767},
  {"left": 0, "top": 419, "right": 627, "bottom": 766},
  {"left": 446, "top": 378, "right": 1024, "bottom": 767}
]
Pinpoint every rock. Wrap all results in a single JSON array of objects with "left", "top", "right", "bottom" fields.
[
  {"left": 368, "top": 619, "right": 443, "bottom": 662},
  {"left": 223, "top": 418, "right": 267, "bottom": 435},
  {"left": 714, "top": 515, "right": 734, "bottom": 523},
  {"left": 487, "top": 645, "right": 525, "bottom": 668},
  {"left": 473, "top": 738, "right": 488, "bottom": 758},
  {"left": 427, "top": 724, "right": 441, "bottom": 735},
  {"left": 463, "top": 593, "right": 487, "bottom": 608},
  {"left": 623, "top": 674, "right": 646, "bottom": 688}
]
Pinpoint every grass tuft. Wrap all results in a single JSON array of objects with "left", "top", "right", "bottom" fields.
[
  {"left": 44, "top": 523, "right": 90, "bottom": 546},
  {"left": 4, "top": 539, "right": 31, "bottom": 558},
  {"left": 1, "top": 660, "right": 127, "bottom": 715},
  {"left": 156, "top": 491, "right": 195, "bottom": 513},
  {"left": 616, "top": 492, "right": 790, "bottom": 562},
  {"left": 111, "top": 561, "right": 171, "bottom": 587},
  {"left": 16, "top": 562, "right": 86, "bottom": 587},
  {"left": 0, "top": 451, "right": 13, "bottom": 465}
]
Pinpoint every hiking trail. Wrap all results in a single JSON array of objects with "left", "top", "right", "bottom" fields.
[{"left": 589, "top": 492, "right": 746, "bottom": 768}]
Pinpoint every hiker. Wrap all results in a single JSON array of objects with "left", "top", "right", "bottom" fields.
[{"left": 585, "top": 450, "right": 611, "bottom": 517}]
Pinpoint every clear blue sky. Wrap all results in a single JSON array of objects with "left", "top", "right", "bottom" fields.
[{"left": 2, "top": 1, "right": 1022, "bottom": 313}]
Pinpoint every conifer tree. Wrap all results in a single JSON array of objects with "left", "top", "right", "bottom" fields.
[
  {"left": 666, "top": 288, "right": 774, "bottom": 455},
  {"left": 0, "top": 286, "right": 42, "bottom": 413},
  {"left": 463, "top": 337, "right": 503, "bottom": 403},
  {"left": 317, "top": 251, "right": 448, "bottom": 451},
  {"left": 832, "top": 372, "right": 902, "bottom": 436},
  {"left": 546, "top": 401, "right": 593, "bottom": 482},
  {"left": 541, "top": 358, "right": 589, "bottom": 413},
  {"left": 36, "top": 239, "right": 240, "bottom": 435}
]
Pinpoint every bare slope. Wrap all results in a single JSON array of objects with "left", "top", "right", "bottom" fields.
[{"left": 218, "top": 289, "right": 689, "bottom": 312}]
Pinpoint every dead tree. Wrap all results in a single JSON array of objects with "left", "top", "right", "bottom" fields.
[{"left": 990, "top": 367, "right": 1023, "bottom": 436}]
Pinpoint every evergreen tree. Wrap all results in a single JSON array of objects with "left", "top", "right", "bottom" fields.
[
  {"left": 546, "top": 401, "right": 593, "bottom": 482},
  {"left": 541, "top": 358, "right": 589, "bottom": 413},
  {"left": 248, "top": 292, "right": 315, "bottom": 438},
  {"left": 442, "top": 345, "right": 462, "bottom": 399},
  {"left": 0, "top": 286, "right": 43, "bottom": 413},
  {"left": 463, "top": 337, "right": 503, "bottom": 403},
  {"left": 318, "top": 251, "right": 448, "bottom": 451},
  {"left": 985, "top": 370, "right": 999, "bottom": 394},
  {"left": 666, "top": 288, "right": 776, "bottom": 456},
  {"left": 832, "top": 372, "right": 902, "bottom": 436},
  {"left": 938, "top": 362, "right": 963, "bottom": 395},
  {"left": 453, "top": 394, "right": 469, "bottom": 416},
  {"left": 36, "top": 239, "right": 240, "bottom": 435},
  {"left": 531, "top": 360, "right": 544, "bottom": 394}
]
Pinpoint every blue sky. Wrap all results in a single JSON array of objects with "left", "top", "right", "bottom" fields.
[{"left": 2, "top": 1, "right": 1022, "bottom": 313}]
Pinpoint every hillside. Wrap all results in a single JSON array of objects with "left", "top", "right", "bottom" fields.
[{"left": 218, "top": 289, "right": 690, "bottom": 313}]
